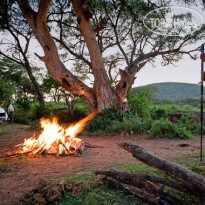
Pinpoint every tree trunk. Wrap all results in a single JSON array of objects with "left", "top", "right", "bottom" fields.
[{"left": 71, "top": 0, "right": 118, "bottom": 111}]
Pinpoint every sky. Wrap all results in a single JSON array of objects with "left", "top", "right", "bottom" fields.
[{"left": 134, "top": 54, "right": 202, "bottom": 87}]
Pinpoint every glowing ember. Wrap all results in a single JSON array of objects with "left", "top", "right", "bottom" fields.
[{"left": 16, "top": 111, "right": 96, "bottom": 157}]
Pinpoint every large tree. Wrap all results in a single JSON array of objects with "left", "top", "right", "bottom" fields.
[{"left": 2, "top": 0, "right": 205, "bottom": 112}]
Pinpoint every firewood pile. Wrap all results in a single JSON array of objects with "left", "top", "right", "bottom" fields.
[{"left": 93, "top": 142, "right": 205, "bottom": 205}]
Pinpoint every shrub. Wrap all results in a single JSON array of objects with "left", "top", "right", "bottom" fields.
[
  {"left": 29, "top": 120, "right": 40, "bottom": 129},
  {"left": 32, "top": 103, "right": 51, "bottom": 119},
  {"left": 122, "top": 115, "right": 152, "bottom": 134},
  {"left": 15, "top": 97, "right": 31, "bottom": 112},
  {"left": 84, "top": 108, "right": 122, "bottom": 133},
  {"left": 178, "top": 114, "right": 201, "bottom": 134},
  {"left": 14, "top": 115, "right": 30, "bottom": 125},
  {"left": 149, "top": 118, "right": 194, "bottom": 139},
  {"left": 74, "top": 103, "right": 89, "bottom": 116},
  {"left": 150, "top": 106, "right": 169, "bottom": 120},
  {"left": 129, "top": 88, "right": 154, "bottom": 118},
  {"left": 83, "top": 108, "right": 152, "bottom": 136}
]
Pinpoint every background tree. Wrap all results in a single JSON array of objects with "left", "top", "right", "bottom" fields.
[
  {"left": 0, "top": 1, "right": 44, "bottom": 104},
  {"left": 42, "top": 74, "right": 78, "bottom": 115},
  {"left": 2, "top": 0, "right": 204, "bottom": 113},
  {"left": 0, "top": 57, "right": 42, "bottom": 102}
]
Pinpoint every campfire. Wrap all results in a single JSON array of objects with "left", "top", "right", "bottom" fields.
[{"left": 16, "top": 112, "right": 96, "bottom": 157}]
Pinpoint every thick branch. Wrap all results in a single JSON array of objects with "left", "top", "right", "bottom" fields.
[
  {"left": 71, "top": 0, "right": 116, "bottom": 111},
  {"left": 37, "top": 0, "right": 51, "bottom": 23}
]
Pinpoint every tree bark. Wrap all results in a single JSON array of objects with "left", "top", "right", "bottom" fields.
[
  {"left": 71, "top": 0, "right": 118, "bottom": 111},
  {"left": 118, "top": 142, "right": 205, "bottom": 198}
]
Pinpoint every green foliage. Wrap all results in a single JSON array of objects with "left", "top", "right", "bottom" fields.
[
  {"left": 84, "top": 108, "right": 122, "bottom": 134},
  {"left": 15, "top": 97, "right": 31, "bottom": 111},
  {"left": 0, "top": 57, "right": 36, "bottom": 100},
  {"left": 32, "top": 103, "right": 51, "bottom": 119},
  {"left": 29, "top": 120, "right": 40, "bottom": 129},
  {"left": 74, "top": 102, "right": 89, "bottom": 116},
  {"left": 149, "top": 118, "right": 194, "bottom": 139},
  {"left": 178, "top": 114, "right": 201, "bottom": 134},
  {"left": 14, "top": 115, "right": 30, "bottom": 125},
  {"left": 83, "top": 108, "right": 152, "bottom": 136},
  {"left": 150, "top": 106, "right": 169, "bottom": 120},
  {"left": 0, "top": 75, "right": 14, "bottom": 103},
  {"left": 129, "top": 88, "right": 154, "bottom": 118}
]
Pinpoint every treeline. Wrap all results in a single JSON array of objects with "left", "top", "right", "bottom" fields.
[{"left": 135, "top": 82, "right": 202, "bottom": 100}]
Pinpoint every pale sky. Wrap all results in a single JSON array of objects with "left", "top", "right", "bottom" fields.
[{"left": 134, "top": 54, "right": 202, "bottom": 87}]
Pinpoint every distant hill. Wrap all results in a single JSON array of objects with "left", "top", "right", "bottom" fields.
[{"left": 135, "top": 82, "right": 202, "bottom": 100}]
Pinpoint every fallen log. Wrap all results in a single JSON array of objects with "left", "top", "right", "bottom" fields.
[
  {"left": 102, "top": 177, "right": 186, "bottom": 205},
  {"left": 93, "top": 168, "right": 191, "bottom": 194},
  {"left": 118, "top": 142, "right": 205, "bottom": 199}
]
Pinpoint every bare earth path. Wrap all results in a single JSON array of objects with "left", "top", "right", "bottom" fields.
[{"left": 0, "top": 123, "right": 204, "bottom": 205}]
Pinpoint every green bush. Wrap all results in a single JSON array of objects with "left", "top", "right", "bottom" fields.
[
  {"left": 32, "top": 103, "right": 51, "bottom": 119},
  {"left": 121, "top": 115, "right": 152, "bottom": 134},
  {"left": 83, "top": 108, "right": 152, "bottom": 136},
  {"left": 129, "top": 88, "right": 154, "bottom": 118},
  {"left": 14, "top": 115, "right": 30, "bottom": 125},
  {"left": 149, "top": 118, "right": 194, "bottom": 139},
  {"left": 74, "top": 102, "right": 89, "bottom": 116},
  {"left": 84, "top": 108, "right": 122, "bottom": 134},
  {"left": 178, "top": 114, "right": 201, "bottom": 134},
  {"left": 15, "top": 97, "right": 31, "bottom": 111},
  {"left": 150, "top": 106, "right": 169, "bottom": 120},
  {"left": 29, "top": 120, "right": 40, "bottom": 129}
]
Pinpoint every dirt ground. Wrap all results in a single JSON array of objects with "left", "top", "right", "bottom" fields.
[{"left": 0, "top": 123, "right": 204, "bottom": 205}]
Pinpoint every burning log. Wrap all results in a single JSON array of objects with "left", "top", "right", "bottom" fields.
[
  {"left": 74, "top": 143, "right": 85, "bottom": 157},
  {"left": 93, "top": 142, "right": 205, "bottom": 205},
  {"left": 14, "top": 112, "right": 97, "bottom": 157}
]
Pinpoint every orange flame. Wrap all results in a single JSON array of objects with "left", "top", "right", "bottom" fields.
[{"left": 17, "top": 111, "right": 97, "bottom": 156}]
